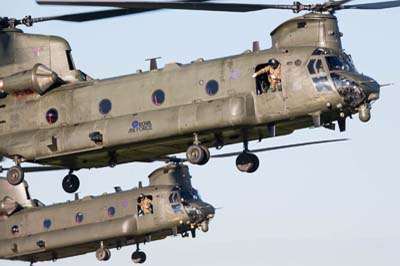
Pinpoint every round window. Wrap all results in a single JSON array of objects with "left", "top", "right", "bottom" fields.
[
  {"left": 152, "top": 89, "right": 165, "bottom": 106},
  {"left": 45, "top": 108, "right": 58, "bottom": 124},
  {"left": 11, "top": 225, "right": 19, "bottom": 235},
  {"left": 107, "top": 207, "right": 116, "bottom": 217},
  {"left": 99, "top": 99, "right": 112, "bottom": 115},
  {"left": 43, "top": 219, "right": 52, "bottom": 229},
  {"left": 75, "top": 212, "right": 84, "bottom": 223},
  {"left": 206, "top": 80, "right": 219, "bottom": 96}
]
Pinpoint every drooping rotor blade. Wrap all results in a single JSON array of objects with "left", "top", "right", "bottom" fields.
[
  {"left": 35, "top": 0, "right": 211, "bottom": 22},
  {"left": 0, "top": 166, "right": 66, "bottom": 173},
  {"left": 211, "top": 138, "right": 349, "bottom": 158},
  {"left": 157, "top": 156, "right": 187, "bottom": 163},
  {"left": 34, "top": 9, "right": 162, "bottom": 23},
  {"left": 1, "top": 0, "right": 211, "bottom": 28},
  {"left": 323, "top": 0, "right": 353, "bottom": 9},
  {"left": 342, "top": 0, "right": 400, "bottom": 9},
  {"left": 36, "top": 0, "right": 311, "bottom": 13},
  {"left": 37, "top": 0, "right": 400, "bottom": 14}
]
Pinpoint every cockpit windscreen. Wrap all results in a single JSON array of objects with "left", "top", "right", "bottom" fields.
[{"left": 325, "top": 55, "right": 356, "bottom": 72}]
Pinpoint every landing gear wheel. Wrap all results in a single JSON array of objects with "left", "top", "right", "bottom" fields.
[
  {"left": 198, "top": 145, "right": 210, "bottom": 165},
  {"left": 235, "top": 152, "right": 259, "bottom": 173},
  {"left": 131, "top": 251, "right": 146, "bottom": 264},
  {"left": 186, "top": 145, "right": 206, "bottom": 165},
  {"left": 7, "top": 166, "right": 25, "bottom": 186},
  {"left": 96, "top": 248, "right": 111, "bottom": 261},
  {"left": 62, "top": 174, "right": 80, "bottom": 193}
]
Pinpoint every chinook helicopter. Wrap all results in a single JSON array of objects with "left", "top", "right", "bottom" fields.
[
  {"left": 0, "top": 0, "right": 397, "bottom": 193},
  {"left": 0, "top": 163, "right": 215, "bottom": 264}
]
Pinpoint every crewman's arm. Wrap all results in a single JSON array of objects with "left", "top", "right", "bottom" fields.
[{"left": 252, "top": 66, "right": 271, "bottom": 78}]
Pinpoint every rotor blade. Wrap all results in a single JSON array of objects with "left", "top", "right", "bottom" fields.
[
  {"left": 343, "top": 0, "right": 400, "bottom": 9},
  {"left": 21, "top": 166, "right": 67, "bottom": 172},
  {"left": 0, "top": 166, "right": 66, "bottom": 173},
  {"left": 37, "top": 1, "right": 308, "bottom": 13},
  {"left": 34, "top": 0, "right": 211, "bottom": 23},
  {"left": 35, "top": 8, "right": 161, "bottom": 22},
  {"left": 211, "top": 138, "right": 349, "bottom": 158},
  {"left": 157, "top": 156, "right": 187, "bottom": 163},
  {"left": 324, "top": 0, "right": 354, "bottom": 8}
]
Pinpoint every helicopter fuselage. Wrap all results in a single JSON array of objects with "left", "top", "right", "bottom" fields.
[
  {"left": 0, "top": 163, "right": 214, "bottom": 262},
  {"left": 0, "top": 13, "right": 379, "bottom": 170}
]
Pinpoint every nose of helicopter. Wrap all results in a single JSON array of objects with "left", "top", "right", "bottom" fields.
[
  {"left": 184, "top": 200, "right": 215, "bottom": 224},
  {"left": 337, "top": 72, "right": 380, "bottom": 100},
  {"left": 332, "top": 72, "right": 380, "bottom": 122},
  {"left": 358, "top": 77, "right": 380, "bottom": 102}
]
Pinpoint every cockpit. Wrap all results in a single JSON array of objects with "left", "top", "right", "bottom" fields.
[
  {"left": 169, "top": 187, "right": 202, "bottom": 204},
  {"left": 307, "top": 48, "right": 379, "bottom": 115},
  {"left": 325, "top": 56, "right": 356, "bottom": 73},
  {"left": 168, "top": 187, "right": 213, "bottom": 225},
  {"left": 310, "top": 48, "right": 357, "bottom": 73}
]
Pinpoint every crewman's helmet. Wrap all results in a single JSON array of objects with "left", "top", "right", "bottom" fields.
[{"left": 268, "top": 58, "right": 280, "bottom": 69}]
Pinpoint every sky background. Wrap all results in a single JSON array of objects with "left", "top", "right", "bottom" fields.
[{"left": 1, "top": 0, "right": 400, "bottom": 266}]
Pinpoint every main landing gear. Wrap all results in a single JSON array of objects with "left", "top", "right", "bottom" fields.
[
  {"left": 95, "top": 242, "right": 147, "bottom": 264},
  {"left": 4, "top": 158, "right": 80, "bottom": 193},
  {"left": 186, "top": 133, "right": 210, "bottom": 165},
  {"left": 6, "top": 165, "right": 24, "bottom": 186},
  {"left": 96, "top": 247, "right": 111, "bottom": 261},
  {"left": 62, "top": 170, "right": 80, "bottom": 194},
  {"left": 131, "top": 244, "right": 146, "bottom": 264},
  {"left": 96, "top": 241, "right": 111, "bottom": 261},
  {"left": 6, "top": 156, "right": 24, "bottom": 186},
  {"left": 235, "top": 140, "right": 259, "bottom": 173}
]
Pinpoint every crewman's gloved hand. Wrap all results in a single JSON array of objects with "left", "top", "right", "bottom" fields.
[{"left": 252, "top": 73, "right": 257, "bottom": 78}]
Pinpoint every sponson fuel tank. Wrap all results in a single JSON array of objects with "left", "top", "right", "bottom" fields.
[{"left": 0, "top": 163, "right": 215, "bottom": 263}]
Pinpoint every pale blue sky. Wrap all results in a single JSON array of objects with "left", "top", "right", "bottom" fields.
[{"left": 1, "top": 1, "right": 400, "bottom": 266}]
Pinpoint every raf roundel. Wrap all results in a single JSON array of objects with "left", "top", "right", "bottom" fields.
[
  {"left": 230, "top": 69, "right": 240, "bottom": 80},
  {"left": 132, "top": 120, "right": 139, "bottom": 128}
]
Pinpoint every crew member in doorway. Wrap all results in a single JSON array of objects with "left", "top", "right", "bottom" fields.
[
  {"left": 252, "top": 59, "right": 282, "bottom": 92},
  {"left": 138, "top": 194, "right": 153, "bottom": 216}
]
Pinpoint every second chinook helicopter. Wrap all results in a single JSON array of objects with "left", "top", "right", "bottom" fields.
[
  {"left": 0, "top": 163, "right": 215, "bottom": 264},
  {"left": 0, "top": 0, "right": 397, "bottom": 193}
]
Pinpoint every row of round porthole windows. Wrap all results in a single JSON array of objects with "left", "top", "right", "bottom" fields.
[
  {"left": 45, "top": 80, "right": 219, "bottom": 124},
  {"left": 10, "top": 207, "right": 117, "bottom": 235},
  {"left": 152, "top": 80, "right": 219, "bottom": 106}
]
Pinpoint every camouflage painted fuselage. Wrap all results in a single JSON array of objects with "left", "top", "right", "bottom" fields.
[
  {"left": 0, "top": 163, "right": 214, "bottom": 262},
  {"left": 0, "top": 13, "right": 379, "bottom": 169}
]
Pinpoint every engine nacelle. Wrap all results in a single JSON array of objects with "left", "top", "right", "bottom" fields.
[{"left": 0, "top": 64, "right": 60, "bottom": 96}]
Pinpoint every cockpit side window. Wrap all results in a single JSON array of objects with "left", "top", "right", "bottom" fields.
[
  {"left": 179, "top": 188, "right": 202, "bottom": 202},
  {"left": 326, "top": 55, "right": 356, "bottom": 72},
  {"left": 326, "top": 56, "right": 343, "bottom": 71},
  {"left": 137, "top": 194, "right": 153, "bottom": 216},
  {"left": 169, "top": 192, "right": 179, "bottom": 204},
  {"left": 312, "top": 77, "right": 332, "bottom": 92},
  {"left": 307, "top": 59, "right": 316, "bottom": 75},
  {"left": 307, "top": 52, "right": 333, "bottom": 93},
  {"left": 316, "top": 59, "right": 325, "bottom": 74}
]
